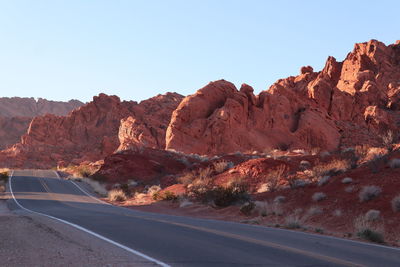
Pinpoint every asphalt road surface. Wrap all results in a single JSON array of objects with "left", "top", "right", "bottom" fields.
[{"left": 8, "top": 170, "right": 400, "bottom": 266}]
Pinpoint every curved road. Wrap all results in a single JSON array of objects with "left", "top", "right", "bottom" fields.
[{"left": 8, "top": 170, "right": 400, "bottom": 266}]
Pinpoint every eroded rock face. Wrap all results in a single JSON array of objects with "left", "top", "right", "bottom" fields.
[
  {"left": 0, "top": 93, "right": 183, "bottom": 168},
  {"left": 167, "top": 40, "right": 400, "bottom": 154},
  {"left": 0, "top": 98, "right": 83, "bottom": 150},
  {"left": 0, "top": 117, "right": 33, "bottom": 150},
  {"left": 118, "top": 93, "right": 184, "bottom": 151}
]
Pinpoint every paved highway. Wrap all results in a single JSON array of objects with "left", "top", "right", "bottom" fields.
[{"left": 8, "top": 170, "right": 400, "bottom": 266}]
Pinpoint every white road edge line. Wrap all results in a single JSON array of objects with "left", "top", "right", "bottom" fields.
[
  {"left": 52, "top": 171, "right": 110, "bottom": 205},
  {"left": 10, "top": 171, "right": 170, "bottom": 267}
]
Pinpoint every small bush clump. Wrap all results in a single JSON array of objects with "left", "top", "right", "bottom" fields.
[
  {"left": 153, "top": 191, "right": 178, "bottom": 201},
  {"left": 239, "top": 201, "right": 255, "bottom": 215},
  {"left": 354, "top": 214, "right": 384, "bottom": 243},
  {"left": 213, "top": 160, "right": 233, "bottom": 173},
  {"left": 391, "top": 195, "right": 400, "bottom": 212},
  {"left": 341, "top": 177, "right": 353, "bottom": 184},
  {"left": 365, "top": 210, "right": 380, "bottom": 222},
  {"left": 312, "top": 192, "right": 326, "bottom": 202},
  {"left": 317, "top": 176, "right": 330, "bottom": 186},
  {"left": 108, "top": 189, "right": 127, "bottom": 202},
  {"left": 359, "top": 186, "right": 381, "bottom": 202},
  {"left": 357, "top": 229, "right": 384, "bottom": 243},
  {"left": 312, "top": 159, "right": 350, "bottom": 178},
  {"left": 0, "top": 172, "right": 9, "bottom": 183},
  {"left": 273, "top": 196, "right": 286, "bottom": 203},
  {"left": 285, "top": 214, "right": 304, "bottom": 229},
  {"left": 389, "top": 158, "right": 400, "bottom": 169}
]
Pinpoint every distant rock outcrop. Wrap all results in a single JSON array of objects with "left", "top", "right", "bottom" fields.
[
  {"left": 0, "top": 93, "right": 183, "bottom": 168},
  {"left": 0, "top": 97, "right": 83, "bottom": 150},
  {"left": 0, "top": 97, "right": 83, "bottom": 117},
  {"left": 166, "top": 40, "right": 400, "bottom": 154}
]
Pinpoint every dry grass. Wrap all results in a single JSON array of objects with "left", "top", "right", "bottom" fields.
[
  {"left": 213, "top": 160, "right": 232, "bottom": 174},
  {"left": 365, "top": 210, "right": 380, "bottom": 222},
  {"left": 312, "top": 159, "right": 350, "bottom": 178},
  {"left": 359, "top": 185, "right": 381, "bottom": 202},
  {"left": 354, "top": 214, "right": 384, "bottom": 243},
  {"left": 257, "top": 165, "right": 288, "bottom": 193},
  {"left": 108, "top": 189, "right": 127, "bottom": 202}
]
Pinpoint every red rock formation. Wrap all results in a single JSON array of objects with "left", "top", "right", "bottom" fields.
[
  {"left": 118, "top": 93, "right": 184, "bottom": 150},
  {"left": 0, "top": 117, "right": 32, "bottom": 149},
  {"left": 0, "top": 93, "right": 183, "bottom": 168},
  {"left": 0, "top": 98, "right": 83, "bottom": 150},
  {"left": 166, "top": 40, "right": 400, "bottom": 155},
  {"left": 0, "top": 97, "right": 83, "bottom": 117}
]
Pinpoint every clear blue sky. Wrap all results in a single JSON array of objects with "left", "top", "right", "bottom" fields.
[{"left": 0, "top": 0, "right": 398, "bottom": 102}]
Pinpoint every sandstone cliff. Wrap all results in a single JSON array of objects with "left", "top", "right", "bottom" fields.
[
  {"left": 0, "top": 97, "right": 84, "bottom": 149},
  {"left": 166, "top": 40, "right": 400, "bottom": 155},
  {"left": 0, "top": 93, "right": 183, "bottom": 168}
]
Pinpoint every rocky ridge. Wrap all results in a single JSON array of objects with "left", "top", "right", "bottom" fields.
[{"left": 166, "top": 40, "right": 400, "bottom": 155}]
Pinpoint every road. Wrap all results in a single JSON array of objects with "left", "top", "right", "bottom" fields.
[{"left": 8, "top": 170, "right": 400, "bottom": 266}]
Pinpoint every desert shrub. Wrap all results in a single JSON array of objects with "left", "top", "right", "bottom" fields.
[
  {"left": 0, "top": 172, "right": 9, "bottom": 183},
  {"left": 285, "top": 214, "right": 304, "bottom": 229},
  {"left": 357, "top": 229, "right": 384, "bottom": 244},
  {"left": 359, "top": 186, "right": 381, "bottom": 202},
  {"left": 355, "top": 145, "right": 370, "bottom": 161},
  {"left": 240, "top": 201, "right": 255, "bottom": 215},
  {"left": 299, "top": 160, "right": 311, "bottom": 169},
  {"left": 365, "top": 210, "right": 380, "bottom": 222},
  {"left": 381, "top": 130, "right": 395, "bottom": 150},
  {"left": 312, "top": 192, "right": 326, "bottom": 202},
  {"left": 108, "top": 189, "right": 127, "bottom": 202},
  {"left": 312, "top": 159, "right": 350, "bottom": 178},
  {"left": 389, "top": 158, "right": 400, "bottom": 169},
  {"left": 287, "top": 178, "right": 308, "bottom": 189},
  {"left": 147, "top": 185, "right": 162, "bottom": 196},
  {"left": 332, "top": 209, "right": 342, "bottom": 217},
  {"left": 307, "top": 206, "right": 323, "bottom": 216},
  {"left": 391, "top": 195, "right": 400, "bottom": 212},
  {"left": 213, "top": 160, "right": 233, "bottom": 173},
  {"left": 178, "top": 171, "right": 197, "bottom": 185},
  {"left": 261, "top": 164, "right": 288, "bottom": 192},
  {"left": 188, "top": 182, "right": 249, "bottom": 207},
  {"left": 354, "top": 215, "right": 384, "bottom": 243},
  {"left": 77, "top": 166, "right": 93, "bottom": 178},
  {"left": 274, "top": 195, "right": 286, "bottom": 203},
  {"left": 153, "top": 191, "right": 178, "bottom": 201},
  {"left": 341, "top": 177, "right": 353, "bottom": 184},
  {"left": 317, "top": 175, "right": 330, "bottom": 186},
  {"left": 198, "top": 166, "right": 213, "bottom": 180},
  {"left": 213, "top": 186, "right": 250, "bottom": 207},
  {"left": 345, "top": 185, "right": 354, "bottom": 193},
  {"left": 368, "top": 155, "right": 383, "bottom": 173},
  {"left": 315, "top": 228, "right": 324, "bottom": 234}
]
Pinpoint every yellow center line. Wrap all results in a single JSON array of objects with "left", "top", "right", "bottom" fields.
[
  {"left": 35, "top": 176, "right": 363, "bottom": 267},
  {"left": 127, "top": 215, "right": 364, "bottom": 267}
]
